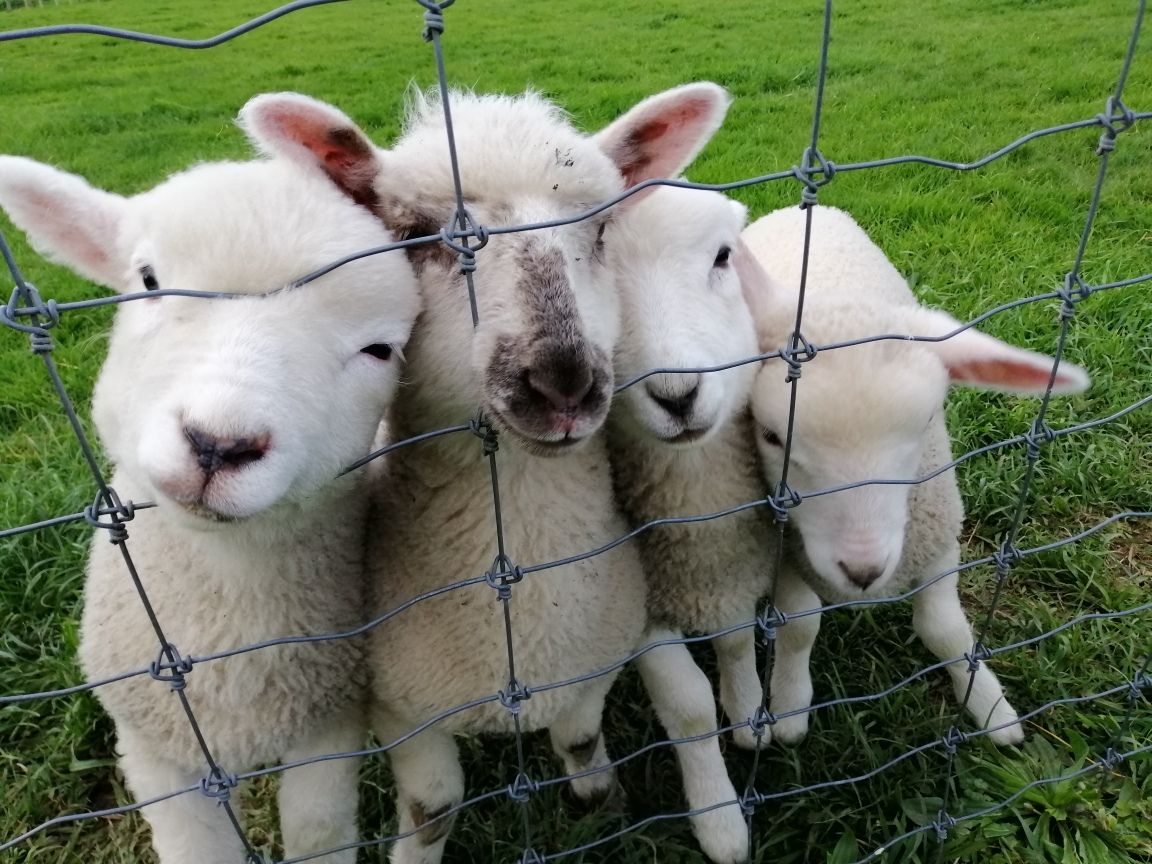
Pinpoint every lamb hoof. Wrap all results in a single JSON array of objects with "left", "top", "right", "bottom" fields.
[
  {"left": 769, "top": 714, "right": 809, "bottom": 746},
  {"left": 985, "top": 716, "right": 1026, "bottom": 746},
  {"left": 691, "top": 803, "right": 749, "bottom": 864},
  {"left": 977, "top": 701, "right": 1025, "bottom": 746},
  {"left": 730, "top": 724, "right": 769, "bottom": 751}
]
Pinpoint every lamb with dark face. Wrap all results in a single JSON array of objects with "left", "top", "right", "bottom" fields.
[{"left": 240, "top": 84, "right": 747, "bottom": 864}]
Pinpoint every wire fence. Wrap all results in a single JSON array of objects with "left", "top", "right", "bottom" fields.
[{"left": 0, "top": 1, "right": 1149, "bottom": 862}]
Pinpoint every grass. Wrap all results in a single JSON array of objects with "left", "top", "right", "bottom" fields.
[{"left": 0, "top": 0, "right": 1150, "bottom": 862}]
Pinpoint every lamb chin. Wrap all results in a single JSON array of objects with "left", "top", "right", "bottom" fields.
[{"left": 485, "top": 404, "right": 595, "bottom": 456}]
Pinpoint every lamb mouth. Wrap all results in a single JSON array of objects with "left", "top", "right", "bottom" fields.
[
  {"left": 176, "top": 500, "right": 240, "bottom": 523},
  {"left": 654, "top": 424, "right": 712, "bottom": 445},
  {"left": 484, "top": 405, "right": 593, "bottom": 456}
]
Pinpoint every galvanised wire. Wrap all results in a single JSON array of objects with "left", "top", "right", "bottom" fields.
[{"left": 0, "top": 0, "right": 1149, "bottom": 861}]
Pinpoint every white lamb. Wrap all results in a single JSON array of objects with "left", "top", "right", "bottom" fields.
[
  {"left": 0, "top": 142, "right": 421, "bottom": 863},
  {"left": 606, "top": 185, "right": 777, "bottom": 847},
  {"left": 741, "top": 205, "right": 1090, "bottom": 746},
  {"left": 240, "top": 86, "right": 748, "bottom": 864}
]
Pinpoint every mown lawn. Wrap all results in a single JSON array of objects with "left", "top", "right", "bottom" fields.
[{"left": 0, "top": 0, "right": 1150, "bottom": 862}]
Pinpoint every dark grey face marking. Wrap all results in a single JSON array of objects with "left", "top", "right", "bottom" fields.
[
  {"left": 323, "top": 127, "right": 380, "bottom": 211},
  {"left": 477, "top": 238, "right": 615, "bottom": 446},
  {"left": 377, "top": 199, "right": 455, "bottom": 273}
]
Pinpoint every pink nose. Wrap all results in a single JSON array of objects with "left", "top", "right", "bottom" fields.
[{"left": 184, "top": 426, "right": 270, "bottom": 475}]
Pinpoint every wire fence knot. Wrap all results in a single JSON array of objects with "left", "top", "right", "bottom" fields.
[
  {"left": 756, "top": 604, "right": 787, "bottom": 643},
  {"left": 2, "top": 282, "right": 60, "bottom": 337},
  {"left": 198, "top": 766, "right": 238, "bottom": 803},
  {"left": 519, "top": 849, "right": 544, "bottom": 864},
  {"left": 1056, "top": 272, "right": 1092, "bottom": 320},
  {"left": 781, "top": 332, "right": 817, "bottom": 382},
  {"left": 439, "top": 206, "right": 490, "bottom": 275},
  {"left": 415, "top": 0, "right": 453, "bottom": 40},
  {"left": 1023, "top": 418, "right": 1055, "bottom": 460},
  {"left": 469, "top": 413, "right": 500, "bottom": 456},
  {"left": 507, "top": 771, "right": 539, "bottom": 803},
  {"left": 29, "top": 331, "right": 54, "bottom": 354},
  {"left": 964, "top": 641, "right": 992, "bottom": 672},
  {"left": 739, "top": 788, "right": 763, "bottom": 816},
  {"left": 485, "top": 553, "right": 523, "bottom": 599},
  {"left": 767, "top": 481, "right": 803, "bottom": 523},
  {"left": 149, "top": 643, "right": 194, "bottom": 691},
  {"left": 749, "top": 705, "right": 778, "bottom": 738},
  {"left": 941, "top": 725, "right": 967, "bottom": 755},
  {"left": 1098, "top": 746, "right": 1122, "bottom": 771},
  {"left": 1127, "top": 670, "right": 1151, "bottom": 702},
  {"left": 1096, "top": 96, "right": 1136, "bottom": 154},
  {"left": 931, "top": 809, "right": 957, "bottom": 841},
  {"left": 499, "top": 678, "right": 531, "bottom": 715},
  {"left": 792, "top": 146, "right": 835, "bottom": 207},
  {"left": 992, "top": 540, "right": 1022, "bottom": 575},
  {"left": 83, "top": 487, "right": 137, "bottom": 543}
]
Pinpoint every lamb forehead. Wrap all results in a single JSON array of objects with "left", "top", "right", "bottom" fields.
[
  {"left": 128, "top": 160, "right": 393, "bottom": 293},
  {"left": 387, "top": 90, "right": 624, "bottom": 213},
  {"left": 759, "top": 336, "right": 947, "bottom": 440},
  {"left": 760, "top": 295, "right": 925, "bottom": 350},
  {"left": 621, "top": 186, "right": 741, "bottom": 244}
]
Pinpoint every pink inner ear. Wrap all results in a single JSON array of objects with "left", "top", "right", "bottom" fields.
[
  {"left": 949, "top": 359, "right": 1060, "bottom": 390},
  {"left": 265, "top": 108, "right": 377, "bottom": 207},
  {"left": 619, "top": 96, "right": 718, "bottom": 186}
]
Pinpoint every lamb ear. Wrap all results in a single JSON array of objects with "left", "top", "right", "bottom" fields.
[
  {"left": 594, "top": 82, "right": 730, "bottom": 209},
  {"left": 0, "top": 155, "right": 128, "bottom": 289},
  {"left": 915, "top": 307, "right": 1090, "bottom": 395},
  {"left": 238, "top": 92, "right": 381, "bottom": 208},
  {"left": 732, "top": 237, "right": 777, "bottom": 349}
]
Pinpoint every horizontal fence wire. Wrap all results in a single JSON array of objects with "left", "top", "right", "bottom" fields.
[{"left": 0, "top": 0, "right": 1149, "bottom": 862}]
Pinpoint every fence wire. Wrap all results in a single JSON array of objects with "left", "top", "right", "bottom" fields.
[{"left": 0, "top": 0, "right": 1149, "bottom": 862}]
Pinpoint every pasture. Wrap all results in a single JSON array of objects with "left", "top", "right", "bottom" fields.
[{"left": 1, "top": 0, "right": 1150, "bottom": 862}]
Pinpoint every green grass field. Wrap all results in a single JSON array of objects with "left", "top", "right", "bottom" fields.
[{"left": 1, "top": 0, "right": 1150, "bottom": 862}]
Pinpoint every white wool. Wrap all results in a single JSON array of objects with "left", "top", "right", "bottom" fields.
[
  {"left": 608, "top": 185, "right": 774, "bottom": 731},
  {"left": 605, "top": 186, "right": 776, "bottom": 861},
  {"left": 365, "top": 87, "right": 648, "bottom": 825},
  {"left": 0, "top": 152, "right": 421, "bottom": 864},
  {"left": 739, "top": 204, "right": 1083, "bottom": 746},
  {"left": 354, "top": 84, "right": 749, "bottom": 864}
]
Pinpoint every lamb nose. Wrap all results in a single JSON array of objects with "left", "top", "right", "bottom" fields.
[
  {"left": 838, "top": 561, "right": 884, "bottom": 590},
  {"left": 647, "top": 384, "right": 699, "bottom": 421},
  {"left": 184, "top": 426, "right": 269, "bottom": 474},
  {"left": 527, "top": 366, "right": 595, "bottom": 411}
]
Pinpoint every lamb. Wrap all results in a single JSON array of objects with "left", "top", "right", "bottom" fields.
[
  {"left": 0, "top": 142, "right": 421, "bottom": 863},
  {"left": 239, "top": 86, "right": 749, "bottom": 864},
  {"left": 741, "top": 205, "right": 1090, "bottom": 746},
  {"left": 606, "top": 185, "right": 778, "bottom": 841}
]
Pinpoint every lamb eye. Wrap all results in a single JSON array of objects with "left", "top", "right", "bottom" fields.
[
  {"left": 762, "top": 428, "right": 783, "bottom": 447},
  {"left": 140, "top": 265, "right": 159, "bottom": 291},
  {"left": 361, "top": 343, "right": 393, "bottom": 361},
  {"left": 714, "top": 246, "right": 731, "bottom": 268},
  {"left": 596, "top": 222, "right": 607, "bottom": 242}
]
